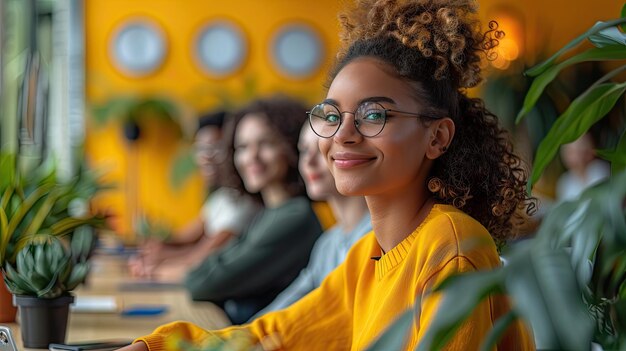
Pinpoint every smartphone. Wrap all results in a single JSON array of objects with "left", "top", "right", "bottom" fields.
[
  {"left": 48, "top": 340, "right": 132, "bottom": 351},
  {"left": 0, "top": 326, "right": 17, "bottom": 351}
]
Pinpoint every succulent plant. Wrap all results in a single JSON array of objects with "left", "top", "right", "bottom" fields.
[
  {"left": 3, "top": 228, "right": 93, "bottom": 299},
  {"left": 0, "top": 151, "right": 106, "bottom": 299}
]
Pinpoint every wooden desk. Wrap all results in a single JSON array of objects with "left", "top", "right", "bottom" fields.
[{"left": 4, "top": 254, "right": 230, "bottom": 350}]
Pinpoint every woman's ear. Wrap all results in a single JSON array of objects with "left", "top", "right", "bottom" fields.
[{"left": 426, "top": 117, "right": 455, "bottom": 160}]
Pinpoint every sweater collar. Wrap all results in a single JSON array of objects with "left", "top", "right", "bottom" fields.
[{"left": 374, "top": 205, "right": 442, "bottom": 279}]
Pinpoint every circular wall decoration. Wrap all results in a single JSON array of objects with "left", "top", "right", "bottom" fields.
[
  {"left": 110, "top": 19, "right": 167, "bottom": 77},
  {"left": 271, "top": 23, "right": 324, "bottom": 78},
  {"left": 194, "top": 20, "right": 247, "bottom": 78}
]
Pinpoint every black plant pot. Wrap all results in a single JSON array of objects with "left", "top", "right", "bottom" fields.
[{"left": 13, "top": 294, "right": 74, "bottom": 348}]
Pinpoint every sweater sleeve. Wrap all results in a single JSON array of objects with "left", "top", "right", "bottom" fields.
[
  {"left": 137, "top": 252, "right": 355, "bottom": 351},
  {"left": 184, "top": 198, "right": 321, "bottom": 301}
]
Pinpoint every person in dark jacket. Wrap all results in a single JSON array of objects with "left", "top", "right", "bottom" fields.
[{"left": 184, "top": 96, "right": 322, "bottom": 324}]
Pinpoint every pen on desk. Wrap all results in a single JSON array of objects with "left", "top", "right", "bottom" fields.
[{"left": 120, "top": 305, "right": 168, "bottom": 316}]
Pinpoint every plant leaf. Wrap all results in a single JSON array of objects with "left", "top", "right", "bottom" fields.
[
  {"left": 22, "top": 188, "right": 61, "bottom": 238},
  {"left": 0, "top": 208, "right": 8, "bottom": 265},
  {"left": 0, "top": 185, "right": 14, "bottom": 212},
  {"left": 169, "top": 148, "right": 197, "bottom": 190},
  {"left": 589, "top": 26, "right": 626, "bottom": 48},
  {"left": 517, "top": 46, "right": 626, "bottom": 123},
  {"left": 525, "top": 18, "right": 626, "bottom": 77},
  {"left": 4, "top": 182, "right": 55, "bottom": 251},
  {"left": 71, "top": 226, "right": 94, "bottom": 261},
  {"left": 505, "top": 244, "right": 593, "bottom": 350},
  {"left": 65, "top": 262, "right": 89, "bottom": 290},
  {"left": 3, "top": 263, "right": 35, "bottom": 295},
  {"left": 529, "top": 82, "right": 626, "bottom": 189},
  {"left": 0, "top": 153, "right": 16, "bottom": 191}
]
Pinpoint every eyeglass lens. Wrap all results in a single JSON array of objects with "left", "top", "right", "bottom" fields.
[{"left": 308, "top": 102, "right": 387, "bottom": 138}]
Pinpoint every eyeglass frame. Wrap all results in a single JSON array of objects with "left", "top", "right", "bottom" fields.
[
  {"left": 193, "top": 143, "right": 227, "bottom": 163},
  {"left": 306, "top": 100, "right": 441, "bottom": 138}
]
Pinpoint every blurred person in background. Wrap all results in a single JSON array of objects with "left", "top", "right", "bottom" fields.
[
  {"left": 556, "top": 132, "right": 610, "bottom": 202},
  {"left": 183, "top": 96, "right": 323, "bottom": 324},
  {"left": 252, "top": 120, "right": 371, "bottom": 318},
  {"left": 128, "top": 111, "right": 261, "bottom": 282}
]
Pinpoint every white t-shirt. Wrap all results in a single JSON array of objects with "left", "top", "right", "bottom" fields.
[
  {"left": 201, "top": 187, "right": 260, "bottom": 237},
  {"left": 556, "top": 159, "right": 610, "bottom": 202}
]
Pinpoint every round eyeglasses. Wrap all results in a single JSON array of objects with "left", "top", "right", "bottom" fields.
[
  {"left": 307, "top": 101, "right": 439, "bottom": 138},
  {"left": 194, "top": 143, "right": 227, "bottom": 163}
]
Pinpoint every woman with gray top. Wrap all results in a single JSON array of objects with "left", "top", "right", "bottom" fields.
[{"left": 252, "top": 122, "right": 372, "bottom": 319}]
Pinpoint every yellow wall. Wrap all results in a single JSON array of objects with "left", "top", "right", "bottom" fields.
[
  {"left": 85, "top": 0, "right": 342, "bottom": 237},
  {"left": 84, "top": 0, "right": 621, "bottom": 238}
]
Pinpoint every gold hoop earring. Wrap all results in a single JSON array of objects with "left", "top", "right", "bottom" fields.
[{"left": 428, "top": 177, "right": 443, "bottom": 193}]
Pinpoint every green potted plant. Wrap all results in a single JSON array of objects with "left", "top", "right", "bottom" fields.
[
  {"left": 0, "top": 152, "right": 106, "bottom": 348},
  {"left": 4, "top": 232, "right": 93, "bottom": 348},
  {"left": 365, "top": 5, "right": 626, "bottom": 351}
]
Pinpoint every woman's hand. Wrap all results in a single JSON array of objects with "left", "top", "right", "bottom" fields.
[
  {"left": 128, "top": 239, "right": 165, "bottom": 278},
  {"left": 116, "top": 341, "right": 148, "bottom": 351}
]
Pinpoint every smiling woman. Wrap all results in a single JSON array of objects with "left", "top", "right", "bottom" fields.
[
  {"left": 118, "top": 0, "right": 535, "bottom": 350},
  {"left": 233, "top": 114, "right": 292, "bottom": 203},
  {"left": 180, "top": 96, "right": 322, "bottom": 325}
]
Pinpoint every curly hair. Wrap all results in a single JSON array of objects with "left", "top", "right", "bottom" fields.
[
  {"left": 331, "top": 0, "right": 535, "bottom": 244},
  {"left": 220, "top": 96, "right": 308, "bottom": 200}
]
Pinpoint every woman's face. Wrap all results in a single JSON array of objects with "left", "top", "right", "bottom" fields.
[
  {"left": 298, "top": 124, "right": 339, "bottom": 201},
  {"left": 318, "top": 57, "right": 436, "bottom": 197},
  {"left": 234, "top": 113, "right": 290, "bottom": 194},
  {"left": 194, "top": 126, "right": 224, "bottom": 185}
]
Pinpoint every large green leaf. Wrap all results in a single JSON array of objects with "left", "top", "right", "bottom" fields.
[
  {"left": 516, "top": 46, "right": 626, "bottom": 123},
  {"left": 529, "top": 82, "right": 626, "bottom": 189},
  {"left": 365, "top": 309, "right": 415, "bottom": 351},
  {"left": 505, "top": 244, "right": 593, "bottom": 350},
  {"left": 525, "top": 18, "right": 626, "bottom": 77},
  {"left": 416, "top": 269, "right": 503, "bottom": 351}
]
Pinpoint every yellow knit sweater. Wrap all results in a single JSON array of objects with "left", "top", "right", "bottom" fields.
[{"left": 138, "top": 205, "right": 534, "bottom": 350}]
